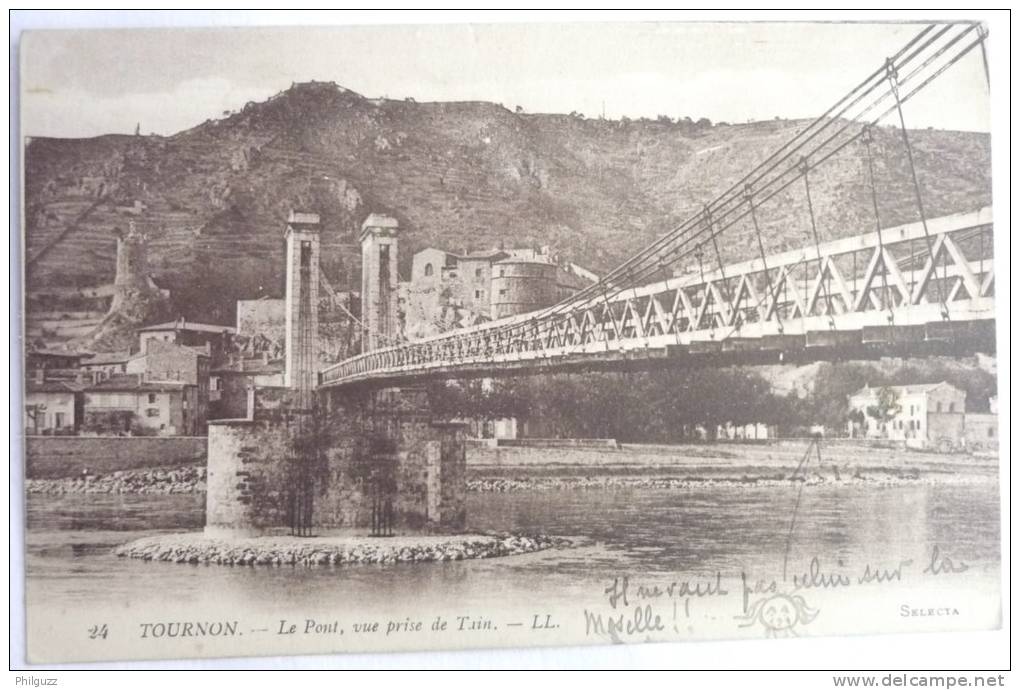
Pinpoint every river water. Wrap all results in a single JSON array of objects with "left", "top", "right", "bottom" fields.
[{"left": 23, "top": 482, "right": 1002, "bottom": 662}]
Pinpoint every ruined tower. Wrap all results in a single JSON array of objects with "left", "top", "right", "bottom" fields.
[
  {"left": 114, "top": 222, "right": 148, "bottom": 289},
  {"left": 108, "top": 222, "right": 153, "bottom": 313},
  {"left": 284, "top": 211, "right": 320, "bottom": 400},
  {"left": 360, "top": 213, "right": 400, "bottom": 351}
]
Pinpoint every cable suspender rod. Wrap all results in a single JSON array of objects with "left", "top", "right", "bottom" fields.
[
  {"left": 801, "top": 157, "right": 836, "bottom": 329},
  {"left": 886, "top": 57, "right": 950, "bottom": 320}
]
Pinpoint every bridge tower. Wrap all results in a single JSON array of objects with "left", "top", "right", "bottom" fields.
[
  {"left": 284, "top": 211, "right": 320, "bottom": 401},
  {"left": 360, "top": 213, "right": 400, "bottom": 351}
]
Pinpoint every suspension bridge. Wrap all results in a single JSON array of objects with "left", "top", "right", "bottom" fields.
[{"left": 320, "top": 22, "right": 995, "bottom": 390}]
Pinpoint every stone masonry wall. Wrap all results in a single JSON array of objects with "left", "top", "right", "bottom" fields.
[
  {"left": 205, "top": 417, "right": 295, "bottom": 537},
  {"left": 205, "top": 385, "right": 467, "bottom": 536},
  {"left": 26, "top": 435, "right": 206, "bottom": 478}
]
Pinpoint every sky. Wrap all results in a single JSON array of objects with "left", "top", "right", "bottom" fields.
[{"left": 18, "top": 21, "right": 991, "bottom": 138}]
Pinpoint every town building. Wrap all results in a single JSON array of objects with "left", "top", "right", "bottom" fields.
[
  {"left": 137, "top": 318, "right": 235, "bottom": 361},
  {"left": 75, "top": 341, "right": 212, "bottom": 435},
  {"left": 847, "top": 381, "right": 966, "bottom": 446},
  {"left": 236, "top": 297, "right": 286, "bottom": 350},
  {"left": 26, "top": 348, "right": 88, "bottom": 371},
  {"left": 80, "top": 351, "right": 145, "bottom": 375},
  {"left": 82, "top": 374, "right": 201, "bottom": 436},
  {"left": 209, "top": 356, "right": 286, "bottom": 420},
  {"left": 403, "top": 244, "right": 597, "bottom": 340},
  {"left": 24, "top": 375, "right": 84, "bottom": 435}
]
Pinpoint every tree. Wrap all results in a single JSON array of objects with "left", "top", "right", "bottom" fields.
[{"left": 866, "top": 386, "right": 902, "bottom": 431}]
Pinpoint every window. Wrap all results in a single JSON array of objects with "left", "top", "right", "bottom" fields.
[
  {"left": 988, "top": 427, "right": 995, "bottom": 438},
  {"left": 948, "top": 403, "right": 955, "bottom": 413},
  {"left": 183, "top": 399, "right": 189, "bottom": 409},
  {"left": 300, "top": 241, "right": 312, "bottom": 268},
  {"left": 148, "top": 393, "right": 157, "bottom": 404},
  {"left": 146, "top": 408, "right": 160, "bottom": 417},
  {"left": 475, "top": 290, "right": 482, "bottom": 299},
  {"left": 54, "top": 412, "right": 65, "bottom": 428},
  {"left": 424, "top": 263, "right": 434, "bottom": 277},
  {"left": 475, "top": 268, "right": 483, "bottom": 278},
  {"left": 499, "top": 289, "right": 507, "bottom": 297}
]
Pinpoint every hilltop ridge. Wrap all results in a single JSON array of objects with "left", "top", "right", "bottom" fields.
[{"left": 25, "top": 81, "right": 992, "bottom": 328}]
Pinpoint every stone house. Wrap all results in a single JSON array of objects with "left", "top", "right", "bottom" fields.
[
  {"left": 209, "top": 356, "right": 286, "bottom": 420},
  {"left": 137, "top": 318, "right": 235, "bottom": 362},
  {"left": 403, "top": 245, "right": 597, "bottom": 340},
  {"left": 80, "top": 351, "right": 145, "bottom": 375},
  {"left": 82, "top": 374, "right": 200, "bottom": 436},
  {"left": 24, "top": 375, "right": 84, "bottom": 435},
  {"left": 26, "top": 349, "right": 88, "bottom": 371},
  {"left": 847, "top": 381, "right": 966, "bottom": 445}
]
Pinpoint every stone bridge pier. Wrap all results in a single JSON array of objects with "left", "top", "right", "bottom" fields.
[
  {"left": 205, "top": 385, "right": 467, "bottom": 538},
  {"left": 205, "top": 210, "right": 466, "bottom": 538}
]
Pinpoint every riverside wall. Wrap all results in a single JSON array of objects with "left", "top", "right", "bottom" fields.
[{"left": 25, "top": 436, "right": 207, "bottom": 479}]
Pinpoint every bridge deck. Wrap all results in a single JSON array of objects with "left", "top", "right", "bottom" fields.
[{"left": 320, "top": 207, "right": 995, "bottom": 389}]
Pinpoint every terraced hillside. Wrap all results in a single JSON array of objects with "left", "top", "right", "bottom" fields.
[{"left": 24, "top": 81, "right": 992, "bottom": 332}]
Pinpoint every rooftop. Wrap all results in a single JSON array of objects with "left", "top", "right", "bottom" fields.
[
  {"left": 850, "top": 381, "right": 961, "bottom": 398},
  {"left": 137, "top": 320, "right": 236, "bottom": 334},
  {"left": 28, "top": 348, "right": 90, "bottom": 359},
  {"left": 84, "top": 374, "right": 190, "bottom": 393},
  {"left": 81, "top": 351, "right": 140, "bottom": 365},
  {"left": 211, "top": 358, "right": 285, "bottom": 376},
  {"left": 26, "top": 380, "right": 84, "bottom": 394},
  {"left": 362, "top": 213, "right": 399, "bottom": 229},
  {"left": 287, "top": 210, "right": 320, "bottom": 225}
]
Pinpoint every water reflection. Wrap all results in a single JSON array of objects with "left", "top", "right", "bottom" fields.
[{"left": 25, "top": 484, "right": 999, "bottom": 614}]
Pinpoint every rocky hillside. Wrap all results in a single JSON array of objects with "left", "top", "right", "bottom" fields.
[{"left": 24, "top": 81, "right": 992, "bottom": 326}]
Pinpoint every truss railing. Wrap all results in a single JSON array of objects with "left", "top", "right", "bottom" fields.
[{"left": 320, "top": 207, "right": 994, "bottom": 387}]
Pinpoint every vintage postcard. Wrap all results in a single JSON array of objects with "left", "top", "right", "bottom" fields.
[{"left": 18, "top": 19, "right": 1002, "bottom": 665}]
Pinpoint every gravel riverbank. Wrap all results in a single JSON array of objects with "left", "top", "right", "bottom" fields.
[
  {"left": 465, "top": 471, "right": 996, "bottom": 492},
  {"left": 26, "top": 466, "right": 206, "bottom": 495},
  {"left": 114, "top": 532, "right": 566, "bottom": 566},
  {"left": 26, "top": 459, "right": 996, "bottom": 496}
]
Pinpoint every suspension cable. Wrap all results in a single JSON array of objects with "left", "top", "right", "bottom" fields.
[
  {"left": 545, "top": 22, "right": 975, "bottom": 318},
  {"left": 978, "top": 23, "right": 990, "bottom": 87},
  {"left": 333, "top": 23, "right": 986, "bottom": 374}
]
